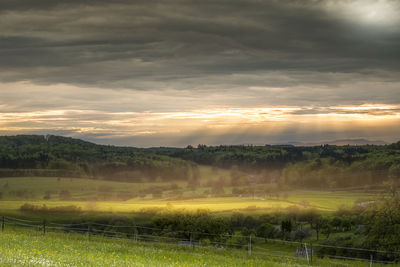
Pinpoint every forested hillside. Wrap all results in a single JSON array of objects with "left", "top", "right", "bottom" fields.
[
  {"left": 0, "top": 135, "right": 193, "bottom": 182},
  {"left": 159, "top": 143, "right": 400, "bottom": 188},
  {"left": 1, "top": 135, "right": 400, "bottom": 188}
]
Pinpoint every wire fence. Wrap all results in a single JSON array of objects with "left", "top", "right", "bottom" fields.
[{"left": 1, "top": 215, "right": 398, "bottom": 266}]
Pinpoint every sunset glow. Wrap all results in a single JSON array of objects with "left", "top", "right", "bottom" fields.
[{"left": 1, "top": 101, "right": 399, "bottom": 146}]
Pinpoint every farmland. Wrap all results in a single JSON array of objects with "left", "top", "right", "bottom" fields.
[{"left": 0, "top": 176, "right": 376, "bottom": 216}]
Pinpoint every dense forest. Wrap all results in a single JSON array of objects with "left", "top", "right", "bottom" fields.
[
  {"left": 163, "top": 143, "right": 400, "bottom": 188},
  {"left": 1, "top": 135, "right": 400, "bottom": 189},
  {"left": 0, "top": 135, "right": 193, "bottom": 182}
]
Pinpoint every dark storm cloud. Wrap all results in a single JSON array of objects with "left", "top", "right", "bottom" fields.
[{"left": 0, "top": 0, "right": 399, "bottom": 98}]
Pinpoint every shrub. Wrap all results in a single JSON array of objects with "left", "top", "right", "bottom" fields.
[{"left": 20, "top": 203, "right": 82, "bottom": 214}]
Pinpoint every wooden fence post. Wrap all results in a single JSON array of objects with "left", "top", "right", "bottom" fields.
[
  {"left": 1, "top": 216, "right": 4, "bottom": 232},
  {"left": 248, "top": 235, "right": 252, "bottom": 256},
  {"left": 190, "top": 232, "right": 194, "bottom": 249},
  {"left": 305, "top": 243, "right": 309, "bottom": 264},
  {"left": 134, "top": 227, "right": 138, "bottom": 242}
]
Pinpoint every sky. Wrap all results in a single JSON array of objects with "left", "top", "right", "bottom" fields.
[{"left": 0, "top": 0, "right": 400, "bottom": 147}]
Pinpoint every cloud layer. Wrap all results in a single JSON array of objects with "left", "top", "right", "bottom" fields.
[{"left": 0, "top": 0, "right": 399, "bottom": 145}]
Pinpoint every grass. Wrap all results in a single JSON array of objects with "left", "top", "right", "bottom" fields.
[
  {"left": 1, "top": 227, "right": 392, "bottom": 267},
  {"left": 0, "top": 228, "right": 298, "bottom": 267}
]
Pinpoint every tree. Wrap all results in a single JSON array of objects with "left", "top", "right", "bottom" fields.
[
  {"left": 363, "top": 190, "right": 400, "bottom": 257},
  {"left": 389, "top": 163, "right": 400, "bottom": 179},
  {"left": 281, "top": 219, "right": 292, "bottom": 236},
  {"left": 299, "top": 208, "right": 319, "bottom": 229},
  {"left": 256, "top": 223, "right": 277, "bottom": 240},
  {"left": 314, "top": 217, "right": 331, "bottom": 240},
  {"left": 292, "top": 228, "right": 311, "bottom": 243}
]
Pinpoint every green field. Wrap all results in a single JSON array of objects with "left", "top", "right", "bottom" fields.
[
  {"left": 0, "top": 227, "right": 389, "bottom": 267},
  {"left": 0, "top": 176, "right": 377, "bottom": 216}
]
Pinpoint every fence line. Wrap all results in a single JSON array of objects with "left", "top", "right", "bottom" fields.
[
  {"left": 253, "top": 252, "right": 299, "bottom": 260},
  {"left": 252, "top": 235, "right": 302, "bottom": 244},
  {"left": 325, "top": 254, "right": 395, "bottom": 264},
  {"left": 49, "top": 222, "right": 88, "bottom": 226},
  {"left": 320, "top": 258, "right": 353, "bottom": 267},
  {"left": 3, "top": 216, "right": 41, "bottom": 224},
  {"left": 313, "top": 243, "right": 400, "bottom": 255},
  {"left": 252, "top": 247, "right": 302, "bottom": 258},
  {"left": 1, "top": 215, "right": 398, "bottom": 265},
  {"left": 4, "top": 221, "right": 40, "bottom": 228}
]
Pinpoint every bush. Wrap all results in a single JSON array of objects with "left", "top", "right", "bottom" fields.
[
  {"left": 152, "top": 210, "right": 230, "bottom": 243},
  {"left": 226, "top": 234, "right": 247, "bottom": 248},
  {"left": 20, "top": 203, "right": 82, "bottom": 214}
]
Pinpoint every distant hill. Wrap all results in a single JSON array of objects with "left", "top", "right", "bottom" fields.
[
  {"left": 0, "top": 135, "right": 192, "bottom": 182},
  {"left": 287, "top": 139, "right": 388, "bottom": 146}
]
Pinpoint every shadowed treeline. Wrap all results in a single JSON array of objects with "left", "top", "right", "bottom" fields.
[{"left": 0, "top": 135, "right": 400, "bottom": 189}]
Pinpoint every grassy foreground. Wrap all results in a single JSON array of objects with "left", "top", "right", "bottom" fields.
[
  {"left": 0, "top": 229, "right": 299, "bottom": 267},
  {"left": 0, "top": 227, "right": 393, "bottom": 267}
]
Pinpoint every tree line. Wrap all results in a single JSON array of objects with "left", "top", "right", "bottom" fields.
[
  {"left": 1, "top": 135, "right": 400, "bottom": 188},
  {"left": 0, "top": 135, "right": 194, "bottom": 182}
]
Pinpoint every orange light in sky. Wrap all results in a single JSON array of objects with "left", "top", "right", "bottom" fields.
[{"left": 1, "top": 104, "right": 399, "bottom": 135}]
